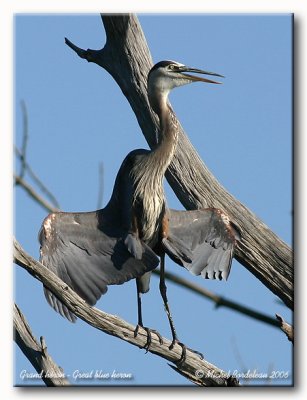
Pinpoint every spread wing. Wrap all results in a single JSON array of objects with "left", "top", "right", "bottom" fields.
[
  {"left": 162, "top": 208, "right": 240, "bottom": 280},
  {"left": 39, "top": 210, "right": 159, "bottom": 322}
]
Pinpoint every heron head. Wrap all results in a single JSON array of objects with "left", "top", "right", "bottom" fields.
[
  {"left": 148, "top": 60, "right": 223, "bottom": 91},
  {"left": 147, "top": 60, "right": 224, "bottom": 112}
]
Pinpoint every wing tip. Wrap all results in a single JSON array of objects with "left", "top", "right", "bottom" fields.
[
  {"left": 201, "top": 266, "right": 231, "bottom": 281},
  {"left": 44, "top": 287, "right": 77, "bottom": 323}
]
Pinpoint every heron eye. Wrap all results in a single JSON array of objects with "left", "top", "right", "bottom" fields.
[{"left": 169, "top": 64, "right": 177, "bottom": 70}]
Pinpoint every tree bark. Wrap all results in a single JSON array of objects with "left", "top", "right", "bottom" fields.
[
  {"left": 13, "top": 238, "right": 239, "bottom": 387},
  {"left": 65, "top": 14, "right": 293, "bottom": 309},
  {"left": 14, "top": 303, "right": 70, "bottom": 386}
]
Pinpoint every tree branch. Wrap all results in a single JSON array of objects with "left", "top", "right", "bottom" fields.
[
  {"left": 14, "top": 303, "right": 70, "bottom": 386},
  {"left": 275, "top": 314, "right": 294, "bottom": 343},
  {"left": 15, "top": 102, "right": 60, "bottom": 209},
  {"left": 14, "top": 174, "right": 58, "bottom": 213},
  {"left": 19, "top": 100, "right": 28, "bottom": 179},
  {"left": 13, "top": 238, "right": 239, "bottom": 387},
  {"left": 64, "top": 14, "right": 293, "bottom": 309},
  {"left": 14, "top": 148, "right": 60, "bottom": 210},
  {"left": 97, "top": 161, "right": 104, "bottom": 209}
]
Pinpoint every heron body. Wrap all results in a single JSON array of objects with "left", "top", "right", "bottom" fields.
[
  {"left": 39, "top": 61, "right": 240, "bottom": 351},
  {"left": 130, "top": 153, "right": 166, "bottom": 247}
]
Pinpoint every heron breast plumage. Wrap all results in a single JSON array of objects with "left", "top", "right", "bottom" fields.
[{"left": 131, "top": 164, "right": 166, "bottom": 246}]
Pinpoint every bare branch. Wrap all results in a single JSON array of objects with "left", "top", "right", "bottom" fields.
[
  {"left": 15, "top": 147, "right": 61, "bottom": 210},
  {"left": 65, "top": 37, "right": 90, "bottom": 60},
  {"left": 19, "top": 100, "right": 29, "bottom": 179},
  {"left": 65, "top": 14, "right": 293, "bottom": 309},
  {"left": 13, "top": 238, "right": 240, "bottom": 387},
  {"left": 14, "top": 174, "right": 58, "bottom": 213},
  {"left": 15, "top": 101, "right": 60, "bottom": 209},
  {"left": 14, "top": 303, "right": 70, "bottom": 386},
  {"left": 97, "top": 161, "right": 104, "bottom": 209},
  {"left": 275, "top": 314, "right": 294, "bottom": 343}
]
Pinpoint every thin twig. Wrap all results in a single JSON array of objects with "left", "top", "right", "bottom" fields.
[
  {"left": 230, "top": 336, "right": 249, "bottom": 375},
  {"left": 97, "top": 161, "right": 104, "bottom": 209},
  {"left": 14, "top": 174, "right": 58, "bottom": 214},
  {"left": 16, "top": 100, "right": 60, "bottom": 208},
  {"left": 19, "top": 100, "right": 28, "bottom": 179},
  {"left": 14, "top": 146, "right": 60, "bottom": 209}
]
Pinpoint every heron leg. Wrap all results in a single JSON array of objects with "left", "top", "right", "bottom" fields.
[
  {"left": 159, "top": 253, "right": 204, "bottom": 364},
  {"left": 134, "top": 279, "right": 163, "bottom": 352},
  {"left": 159, "top": 254, "right": 179, "bottom": 341}
]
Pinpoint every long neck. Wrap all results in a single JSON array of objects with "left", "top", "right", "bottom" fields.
[
  {"left": 130, "top": 90, "right": 177, "bottom": 244},
  {"left": 148, "top": 90, "right": 178, "bottom": 177},
  {"left": 131, "top": 90, "right": 179, "bottom": 198}
]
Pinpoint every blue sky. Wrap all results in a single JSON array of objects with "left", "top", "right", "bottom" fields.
[{"left": 14, "top": 14, "right": 292, "bottom": 386}]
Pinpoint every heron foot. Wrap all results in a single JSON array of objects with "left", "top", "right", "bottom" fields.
[
  {"left": 134, "top": 325, "right": 163, "bottom": 352},
  {"left": 169, "top": 339, "right": 204, "bottom": 365},
  {"left": 169, "top": 339, "right": 187, "bottom": 364}
]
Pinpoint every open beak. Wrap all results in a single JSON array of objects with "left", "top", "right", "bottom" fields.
[{"left": 178, "top": 66, "right": 224, "bottom": 84}]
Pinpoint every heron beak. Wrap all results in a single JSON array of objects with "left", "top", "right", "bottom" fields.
[{"left": 179, "top": 66, "right": 224, "bottom": 84}]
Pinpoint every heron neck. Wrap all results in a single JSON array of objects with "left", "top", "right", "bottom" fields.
[{"left": 151, "top": 97, "right": 178, "bottom": 176}]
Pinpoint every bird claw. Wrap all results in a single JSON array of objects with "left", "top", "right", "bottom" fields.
[
  {"left": 134, "top": 324, "right": 141, "bottom": 338},
  {"left": 170, "top": 340, "right": 187, "bottom": 365},
  {"left": 189, "top": 347, "right": 204, "bottom": 360},
  {"left": 169, "top": 339, "right": 203, "bottom": 365},
  {"left": 134, "top": 325, "right": 163, "bottom": 352}
]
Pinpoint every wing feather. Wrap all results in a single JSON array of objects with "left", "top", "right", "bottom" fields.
[
  {"left": 39, "top": 210, "right": 159, "bottom": 321},
  {"left": 162, "top": 208, "right": 240, "bottom": 281}
]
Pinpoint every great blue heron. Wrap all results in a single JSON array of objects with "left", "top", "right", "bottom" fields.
[{"left": 39, "top": 60, "right": 240, "bottom": 362}]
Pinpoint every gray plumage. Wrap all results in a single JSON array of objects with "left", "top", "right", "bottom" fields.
[{"left": 163, "top": 208, "right": 241, "bottom": 280}]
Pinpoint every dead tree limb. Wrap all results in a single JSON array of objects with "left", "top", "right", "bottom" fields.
[
  {"left": 64, "top": 14, "right": 293, "bottom": 309},
  {"left": 19, "top": 100, "right": 28, "bottom": 179},
  {"left": 15, "top": 101, "right": 60, "bottom": 209},
  {"left": 13, "top": 238, "right": 239, "bottom": 387},
  {"left": 14, "top": 303, "right": 70, "bottom": 386},
  {"left": 275, "top": 314, "right": 294, "bottom": 343},
  {"left": 14, "top": 174, "right": 59, "bottom": 213}
]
